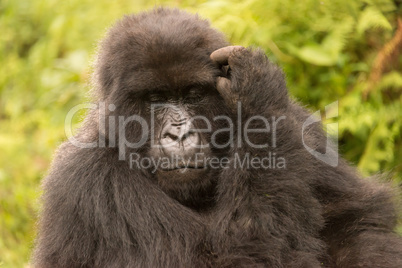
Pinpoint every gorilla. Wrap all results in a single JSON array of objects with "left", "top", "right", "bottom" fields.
[{"left": 32, "top": 8, "right": 402, "bottom": 268}]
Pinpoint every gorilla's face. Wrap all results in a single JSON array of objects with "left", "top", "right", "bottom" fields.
[
  {"left": 134, "top": 84, "right": 231, "bottom": 207},
  {"left": 142, "top": 83, "right": 231, "bottom": 186}
]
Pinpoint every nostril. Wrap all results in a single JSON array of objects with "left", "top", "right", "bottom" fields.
[
  {"left": 162, "top": 132, "right": 179, "bottom": 141},
  {"left": 181, "top": 130, "right": 195, "bottom": 140},
  {"left": 160, "top": 128, "right": 201, "bottom": 157},
  {"left": 162, "top": 131, "right": 197, "bottom": 143},
  {"left": 161, "top": 130, "right": 198, "bottom": 143}
]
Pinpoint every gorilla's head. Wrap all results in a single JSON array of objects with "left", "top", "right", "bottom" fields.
[{"left": 94, "top": 8, "right": 231, "bottom": 208}]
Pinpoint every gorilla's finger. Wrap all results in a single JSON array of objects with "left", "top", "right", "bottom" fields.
[
  {"left": 216, "top": 77, "right": 238, "bottom": 108},
  {"left": 216, "top": 76, "right": 231, "bottom": 95},
  {"left": 210, "top": 46, "right": 244, "bottom": 65}
]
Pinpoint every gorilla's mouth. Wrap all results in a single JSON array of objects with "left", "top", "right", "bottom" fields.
[
  {"left": 156, "top": 161, "right": 209, "bottom": 179},
  {"left": 160, "top": 162, "right": 206, "bottom": 171}
]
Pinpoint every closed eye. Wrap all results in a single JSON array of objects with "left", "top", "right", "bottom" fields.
[
  {"left": 148, "top": 91, "right": 167, "bottom": 102},
  {"left": 184, "top": 88, "right": 203, "bottom": 103}
]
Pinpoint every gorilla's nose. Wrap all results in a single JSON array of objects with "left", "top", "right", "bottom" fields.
[{"left": 160, "top": 120, "right": 201, "bottom": 157}]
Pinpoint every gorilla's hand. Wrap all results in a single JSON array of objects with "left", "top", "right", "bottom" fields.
[
  {"left": 210, "top": 46, "right": 243, "bottom": 110},
  {"left": 211, "top": 46, "right": 288, "bottom": 115}
]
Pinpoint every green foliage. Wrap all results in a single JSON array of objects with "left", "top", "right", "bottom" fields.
[
  {"left": 195, "top": 0, "right": 402, "bottom": 179},
  {"left": 0, "top": 0, "right": 401, "bottom": 267}
]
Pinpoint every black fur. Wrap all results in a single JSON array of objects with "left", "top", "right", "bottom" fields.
[{"left": 32, "top": 8, "right": 402, "bottom": 267}]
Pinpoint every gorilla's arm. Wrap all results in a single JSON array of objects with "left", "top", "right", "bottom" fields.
[
  {"left": 210, "top": 47, "right": 325, "bottom": 267},
  {"left": 287, "top": 101, "right": 402, "bottom": 267},
  {"left": 211, "top": 47, "right": 402, "bottom": 267},
  {"left": 32, "top": 138, "right": 208, "bottom": 267}
]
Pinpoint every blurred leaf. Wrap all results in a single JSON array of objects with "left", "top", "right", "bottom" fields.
[{"left": 357, "top": 7, "right": 392, "bottom": 35}]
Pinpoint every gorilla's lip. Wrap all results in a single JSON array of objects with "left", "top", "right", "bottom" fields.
[
  {"left": 160, "top": 162, "right": 206, "bottom": 171},
  {"left": 162, "top": 166, "right": 206, "bottom": 171}
]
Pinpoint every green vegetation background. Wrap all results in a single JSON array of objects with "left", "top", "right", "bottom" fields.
[{"left": 1, "top": 0, "right": 401, "bottom": 267}]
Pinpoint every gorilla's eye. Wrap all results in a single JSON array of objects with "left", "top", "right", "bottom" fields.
[
  {"left": 184, "top": 88, "right": 203, "bottom": 103},
  {"left": 148, "top": 91, "right": 167, "bottom": 103}
]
